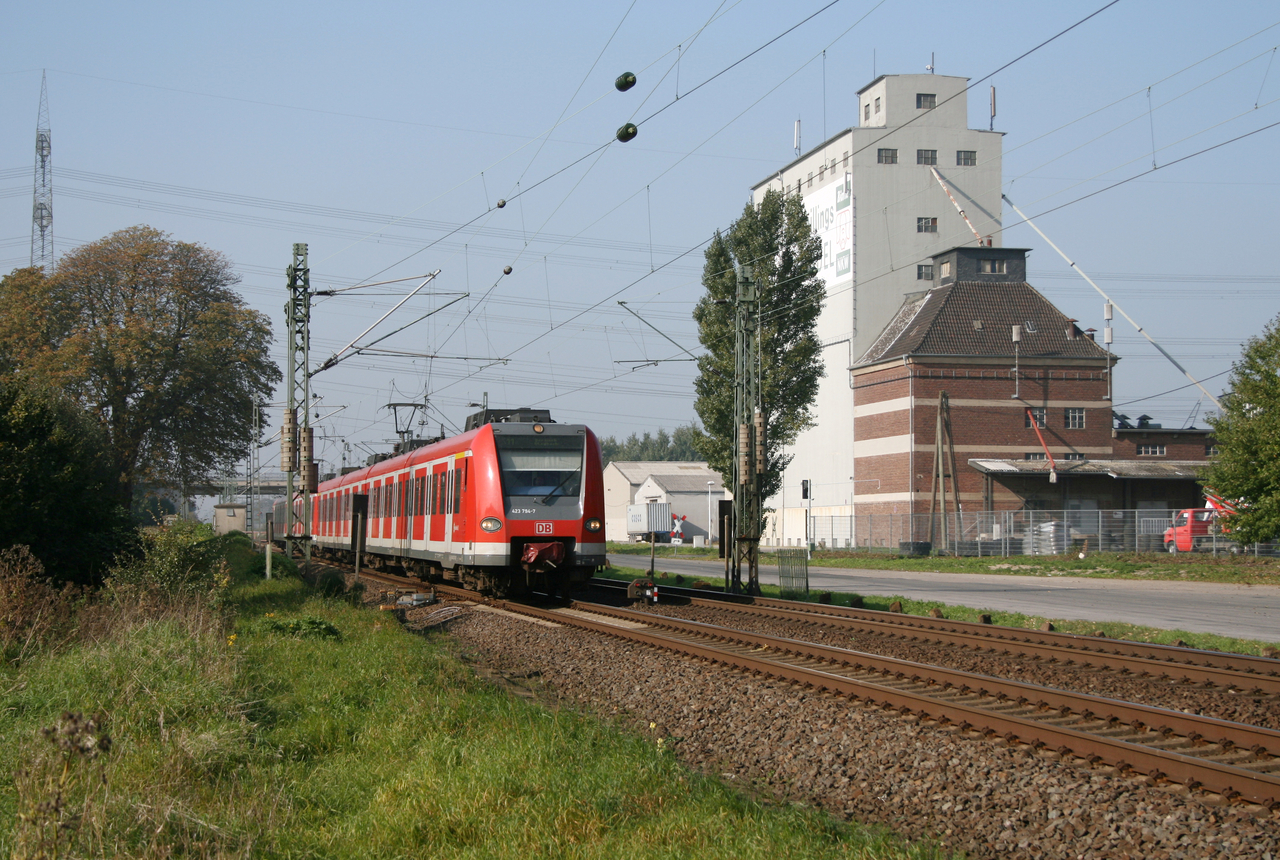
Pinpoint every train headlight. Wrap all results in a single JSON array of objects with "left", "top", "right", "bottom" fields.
[
  {"left": 480, "top": 517, "right": 503, "bottom": 532},
  {"left": 585, "top": 518, "right": 602, "bottom": 532}
]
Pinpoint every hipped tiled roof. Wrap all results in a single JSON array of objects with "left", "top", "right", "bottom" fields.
[{"left": 856, "top": 281, "right": 1112, "bottom": 367}]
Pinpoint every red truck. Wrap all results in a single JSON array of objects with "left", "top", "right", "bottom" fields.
[{"left": 1162, "top": 507, "right": 1239, "bottom": 553}]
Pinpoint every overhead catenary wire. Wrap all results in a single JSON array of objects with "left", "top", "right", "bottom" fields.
[{"left": 1003, "top": 193, "right": 1223, "bottom": 410}]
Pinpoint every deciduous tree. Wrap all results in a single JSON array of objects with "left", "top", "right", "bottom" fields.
[
  {"left": 598, "top": 424, "right": 702, "bottom": 466},
  {"left": 691, "top": 188, "right": 824, "bottom": 501},
  {"left": 0, "top": 227, "right": 280, "bottom": 508},
  {"left": 1203, "top": 314, "right": 1280, "bottom": 543}
]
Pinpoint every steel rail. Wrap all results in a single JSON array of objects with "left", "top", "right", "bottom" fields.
[
  {"left": 575, "top": 601, "right": 1280, "bottom": 757},
  {"left": 496, "top": 597, "right": 1280, "bottom": 808},
  {"left": 590, "top": 578, "right": 1280, "bottom": 684},
  {"left": 662, "top": 592, "right": 1280, "bottom": 695}
]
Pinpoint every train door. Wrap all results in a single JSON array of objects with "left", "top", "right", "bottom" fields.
[
  {"left": 398, "top": 472, "right": 411, "bottom": 558},
  {"left": 451, "top": 456, "right": 470, "bottom": 556},
  {"left": 429, "top": 463, "right": 447, "bottom": 545},
  {"left": 381, "top": 478, "right": 392, "bottom": 544},
  {"left": 412, "top": 469, "right": 427, "bottom": 544}
]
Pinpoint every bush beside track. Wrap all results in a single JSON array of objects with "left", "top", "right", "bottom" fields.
[{"left": 0, "top": 528, "right": 945, "bottom": 859}]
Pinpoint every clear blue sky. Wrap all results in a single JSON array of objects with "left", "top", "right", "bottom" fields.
[{"left": 3, "top": 1, "right": 1278, "bottom": 475}]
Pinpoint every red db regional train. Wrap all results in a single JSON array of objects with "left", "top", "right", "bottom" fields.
[{"left": 274, "top": 409, "right": 605, "bottom": 595}]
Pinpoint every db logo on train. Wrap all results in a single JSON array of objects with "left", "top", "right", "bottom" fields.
[{"left": 535, "top": 522, "right": 553, "bottom": 535}]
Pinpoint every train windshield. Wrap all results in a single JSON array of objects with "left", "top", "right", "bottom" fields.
[{"left": 493, "top": 434, "right": 584, "bottom": 498}]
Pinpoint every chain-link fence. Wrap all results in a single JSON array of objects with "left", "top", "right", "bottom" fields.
[{"left": 790, "top": 509, "right": 1278, "bottom": 557}]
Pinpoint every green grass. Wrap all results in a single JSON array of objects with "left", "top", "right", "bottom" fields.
[
  {"left": 599, "top": 564, "right": 1280, "bottom": 656},
  {"left": 0, "top": 541, "right": 953, "bottom": 859}
]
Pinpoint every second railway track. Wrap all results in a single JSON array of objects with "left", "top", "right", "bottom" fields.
[{"left": 589, "top": 578, "right": 1280, "bottom": 696}]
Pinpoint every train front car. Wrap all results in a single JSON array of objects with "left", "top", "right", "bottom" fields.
[{"left": 474, "top": 421, "right": 605, "bottom": 596}]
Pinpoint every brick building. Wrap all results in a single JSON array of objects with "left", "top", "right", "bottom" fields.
[{"left": 845, "top": 245, "right": 1210, "bottom": 534}]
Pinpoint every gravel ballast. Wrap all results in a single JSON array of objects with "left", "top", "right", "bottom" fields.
[{"left": 431, "top": 601, "right": 1280, "bottom": 860}]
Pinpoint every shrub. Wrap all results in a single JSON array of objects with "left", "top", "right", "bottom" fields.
[
  {"left": 0, "top": 545, "right": 80, "bottom": 664},
  {"left": 0, "top": 378, "right": 137, "bottom": 586},
  {"left": 106, "top": 520, "right": 230, "bottom": 603},
  {"left": 315, "top": 569, "right": 347, "bottom": 598},
  {"left": 242, "top": 549, "right": 299, "bottom": 580},
  {"left": 262, "top": 615, "right": 341, "bottom": 640}
]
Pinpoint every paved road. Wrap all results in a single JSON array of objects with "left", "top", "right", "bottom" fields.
[{"left": 607, "top": 554, "right": 1280, "bottom": 644}]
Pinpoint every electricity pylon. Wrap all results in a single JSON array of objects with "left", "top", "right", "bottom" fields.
[{"left": 31, "top": 71, "right": 53, "bottom": 272}]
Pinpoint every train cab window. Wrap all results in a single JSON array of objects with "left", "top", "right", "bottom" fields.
[{"left": 493, "top": 433, "right": 584, "bottom": 498}]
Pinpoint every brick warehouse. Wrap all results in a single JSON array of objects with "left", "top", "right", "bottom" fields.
[{"left": 841, "top": 244, "right": 1211, "bottom": 539}]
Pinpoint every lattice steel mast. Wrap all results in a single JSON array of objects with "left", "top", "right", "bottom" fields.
[
  {"left": 31, "top": 71, "right": 53, "bottom": 272},
  {"left": 282, "top": 244, "right": 315, "bottom": 567}
]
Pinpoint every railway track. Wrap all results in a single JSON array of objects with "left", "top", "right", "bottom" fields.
[
  {"left": 588, "top": 577, "right": 1280, "bottom": 696},
  {"left": 517, "top": 597, "right": 1280, "bottom": 809},
  {"left": 344, "top": 563, "right": 1280, "bottom": 807}
]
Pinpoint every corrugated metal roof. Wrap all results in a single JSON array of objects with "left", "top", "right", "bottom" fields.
[
  {"left": 607, "top": 461, "right": 711, "bottom": 482},
  {"left": 856, "top": 281, "right": 1111, "bottom": 367},
  {"left": 968, "top": 459, "right": 1207, "bottom": 480},
  {"left": 647, "top": 472, "right": 724, "bottom": 494}
]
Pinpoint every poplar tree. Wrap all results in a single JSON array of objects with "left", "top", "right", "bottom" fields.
[
  {"left": 1203, "top": 314, "right": 1280, "bottom": 543},
  {"left": 691, "top": 188, "right": 824, "bottom": 501}
]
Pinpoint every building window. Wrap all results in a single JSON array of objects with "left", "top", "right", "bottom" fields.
[
  {"left": 979, "top": 259, "right": 1007, "bottom": 274},
  {"left": 940, "top": 260, "right": 952, "bottom": 278},
  {"left": 957, "top": 150, "right": 977, "bottom": 166},
  {"left": 807, "top": 172, "right": 813, "bottom": 187},
  {"left": 916, "top": 217, "right": 937, "bottom": 233},
  {"left": 917, "top": 264, "right": 934, "bottom": 280},
  {"left": 819, "top": 164, "right": 825, "bottom": 181},
  {"left": 1064, "top": 408, "right": 1085, "bottom": 429},
  {"left": 1137, "top": 444, "right": 1167, "bottom": 456},
  {"left": 1024, "top": 452, "right": 1046, "bottom": 461},
  {"left": 917, "top": 93, "right": 936, "bottom": 109},
  {"left": 864, "top": 103, "right": 870, "bottom": 122},
  {"left": 1062, "top": 453, "right": 1086, "bottom": 461},
  {"left": 874, "top": 96, "right": 881, "bottom": 114},
  {"left": 1206, "top": 443, "right": 1220, "bottom": 456},
  {"left": 917, "top": 149, "right": 937, "bottom": 165},
  {"left": 877, "top": 148, "right": 897, "bottom": 164},
  {"left": 1025, "top": 408, "right": 1046, "bottom": 429},
  {"left": 843, "top": 150, "right": 849, "bottom": 166}
]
